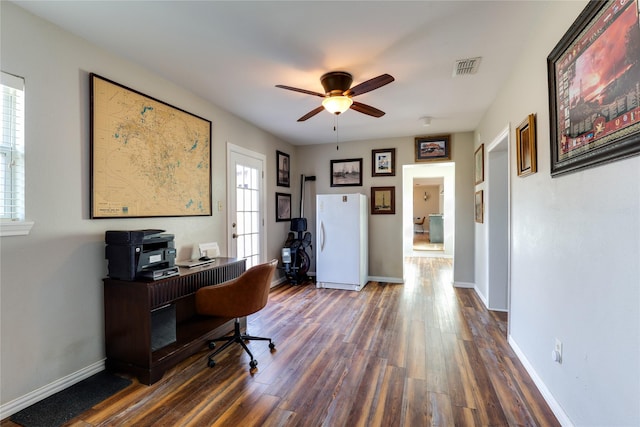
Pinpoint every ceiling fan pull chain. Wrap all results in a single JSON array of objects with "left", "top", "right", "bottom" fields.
[{"left": 334, "top": 116, "right": 339, "bottom": 150}]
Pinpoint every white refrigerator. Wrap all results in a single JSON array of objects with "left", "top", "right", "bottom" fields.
[{"left": 316, "top": 193, "right": 368, "bottom": 291}]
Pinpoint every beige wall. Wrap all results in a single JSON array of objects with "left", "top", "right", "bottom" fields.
[
  {"left": 0, "top": 2, "right": 295, "bottom": 408},
  {"left": 412, "top": 185, "right": 440, "bottom": 232},
  {"left": 297, "top": 132, "right": 474, "bottom": 282},
  {"left": 0, "top": 3, "right": 476, "bottom": 408}
]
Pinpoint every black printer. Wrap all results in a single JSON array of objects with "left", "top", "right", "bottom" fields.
[{"left": 105, "top": 229, "right": 178, "bottom": 281}]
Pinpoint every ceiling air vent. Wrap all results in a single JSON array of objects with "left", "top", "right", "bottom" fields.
[{"left": 453, "top": 57, "right": 482, "bottom": 77}]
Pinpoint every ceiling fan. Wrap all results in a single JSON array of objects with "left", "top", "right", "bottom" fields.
[{"left": 276, "top": 71, "right": 394, "bottom": 122}]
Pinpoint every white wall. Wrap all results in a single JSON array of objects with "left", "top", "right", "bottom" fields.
[
  {"left": 486, "top": 147, "right": 508, "bottom": 310},
  {"left": 476, "top": 1, "right": 640, "bottom": 425},
  {"left": 0, "top": 2, "right": 296, "bottom": 411},
  {"left": 452, "top": 132, "right": 475, "bottom": 286}
]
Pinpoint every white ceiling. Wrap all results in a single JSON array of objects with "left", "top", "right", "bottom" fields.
[{"left": 13, "top": 1, "right": 551, "bottom": 146}]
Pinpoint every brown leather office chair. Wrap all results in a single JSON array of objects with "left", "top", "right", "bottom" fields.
[{"left": 195, "top": 259, "right": 278, "bottom": 371}]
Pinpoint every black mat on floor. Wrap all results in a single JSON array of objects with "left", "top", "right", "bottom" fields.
[{"left": 11, "top": 371, "right": 131, "bottom": 427}]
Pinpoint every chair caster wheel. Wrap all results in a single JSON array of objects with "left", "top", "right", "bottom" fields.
[
  {"left": 249, "top": 360, "right": 258, "bottom": 369},
  {"left": 269, "top": 342, "right": 276, "bottom": 350},
  {"left": 208, "top": 341, "right": 216, "bottom": 350},
  {"left": 208, "top": 358, "right": 216, "bottom": 368}
]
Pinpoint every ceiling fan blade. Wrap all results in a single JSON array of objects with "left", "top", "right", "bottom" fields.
[
  {"left": 275, "top": 85, "right": 325, "bottom": 98},
  {"left": 297, "top": 106, "right": 325, "bottom": 122},
  {"left": 350, "top": 101, "right": 385, "bottom": 118},
  {"left": 344, "top": 74, "right": 394, "bottom": 97}
]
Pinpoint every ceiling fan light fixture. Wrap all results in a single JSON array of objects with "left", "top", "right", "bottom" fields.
[{"left": 322, "top": 96, "right": 353, "bottom": 115}]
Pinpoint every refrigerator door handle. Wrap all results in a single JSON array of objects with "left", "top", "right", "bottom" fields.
[{"left": 320, "top": 221, "right": 325, "bottom": 252}]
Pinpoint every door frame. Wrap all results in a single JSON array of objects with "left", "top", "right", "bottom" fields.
[{"left": 226, "top": 143, "right": 267, "bottom": 265}]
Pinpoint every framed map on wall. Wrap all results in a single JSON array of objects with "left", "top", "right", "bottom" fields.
[{"left": 90, "top": 74, "right": 212, "bottom": 218}]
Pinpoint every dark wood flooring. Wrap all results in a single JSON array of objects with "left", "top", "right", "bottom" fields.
[{"left": 2, "top": 257, "right": 559, "bottom": 426}]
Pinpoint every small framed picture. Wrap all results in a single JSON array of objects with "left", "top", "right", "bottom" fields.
[
  {"left": 475, "top": 190, "right": 484, "bottom": 223},
  {"left": 275, "top": 192, "right": 291, "bottom": 222},
  {"left": 415, "top": 135, "right": 451, "bottom": 162},
  {"left": 371, "top": 148, "right": 396, "bottom": 177},
  {"left": 277, "top": 150, "right": 290, "bottom": 187},
  {"left": 475, "top": 144, "right": 484, "bottom": 185},
  {"left": 371, "top": 186, "right": 395, "bottom": 215},
  {"left": 516, "top": 114, "right": 537, "bottom": 177},
  {"left": 330, "top": 158, "right": 362, "bottom": 187}
]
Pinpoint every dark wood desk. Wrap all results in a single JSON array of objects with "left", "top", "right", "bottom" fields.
[{"left": 103, "top": 258, "right": 246, "bottom": 385}]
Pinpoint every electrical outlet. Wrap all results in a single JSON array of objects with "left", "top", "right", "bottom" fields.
[{"left": 552, "top": 339, "right": 563, "bottom": 364}]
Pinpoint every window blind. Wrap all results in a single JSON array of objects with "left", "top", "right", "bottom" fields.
[{"left": 1, "top": 71, "right": 25, "bottom": 221}]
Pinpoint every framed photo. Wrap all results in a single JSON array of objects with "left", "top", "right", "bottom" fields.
[
  {"left": 371, "top": 148, "right": 396, "bottom": 177},
  {"left": 90, "top": 73, "right": 211, "bottom": 218},
  {"left": 475, "top": 190, "right": 484, "bottom": 223},
  {"left": 516, "top": 114, "right": 537, "bottom": 177},
  {"left": 275, "top": 192, "right": 291, "bottom": 222},
  {"left": 371, "top": 186, "right": 395, "bottom": 215},
  {"left": 330, "top": 158, "right": 362, "bottom": 187},
  {"left": 474, "top": 144, "right": 484, "bottom": 185},
  {"left": 415, "top": 135, "right": 451, "bottom": 162},
  {"left": 548, "top": 0, "right": 640, "bottom": 177},
  {"left": 276, "top": 150, "right": 290, "bottom": 187}
]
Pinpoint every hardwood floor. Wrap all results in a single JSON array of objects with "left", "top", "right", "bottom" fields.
[
  {"left": 3, "top": 257, "right": 559, "bottom": 426},
  {"left": 413, "top": 232, "right": 444, "bottom": 252}
]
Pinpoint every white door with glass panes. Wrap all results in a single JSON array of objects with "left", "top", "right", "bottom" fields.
[{"left": 227, "top": 144, "right": 265, "bottom": 269}]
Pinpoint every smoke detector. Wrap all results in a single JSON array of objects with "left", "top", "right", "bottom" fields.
[{"left": 453, "top": 57, "right": 482, "bottom": 77}]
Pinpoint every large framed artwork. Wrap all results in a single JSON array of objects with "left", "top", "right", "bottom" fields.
[
  {"left": 414, "top": 135, "right": 451, "bottom": 162},
  {"left": 330, "top": 158, "right": 362, "bottom": 187},
  {"left": 90, "top": 74, "right": 212, "bottom": 218},
  {"left": 548, "top": 0, "right": 640, "bottom": 176}
]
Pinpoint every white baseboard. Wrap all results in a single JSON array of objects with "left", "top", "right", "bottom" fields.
[
  {"left": 474, "top": 286, "right": 489, "bottom": 308},
  {"left": 508, "top": 336, "right": 574, "bottom": 427},
  {"left": 454, "top": 283, "right": 508, "bottom": 313},
  {"left": 367, "top": 276, "right": 404, "bottom": 284},
  {"left": 274, "top": 274, "right": 403, "bottom": 285},
  {"left": 0, "top": 359, "right": 106, "bottom": 419},
  {"left": 272, "top": 276, "right": 288, "bottom": 287},
  {"left": 453, "top": 281, "right": 475, "bottom": 288}
]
